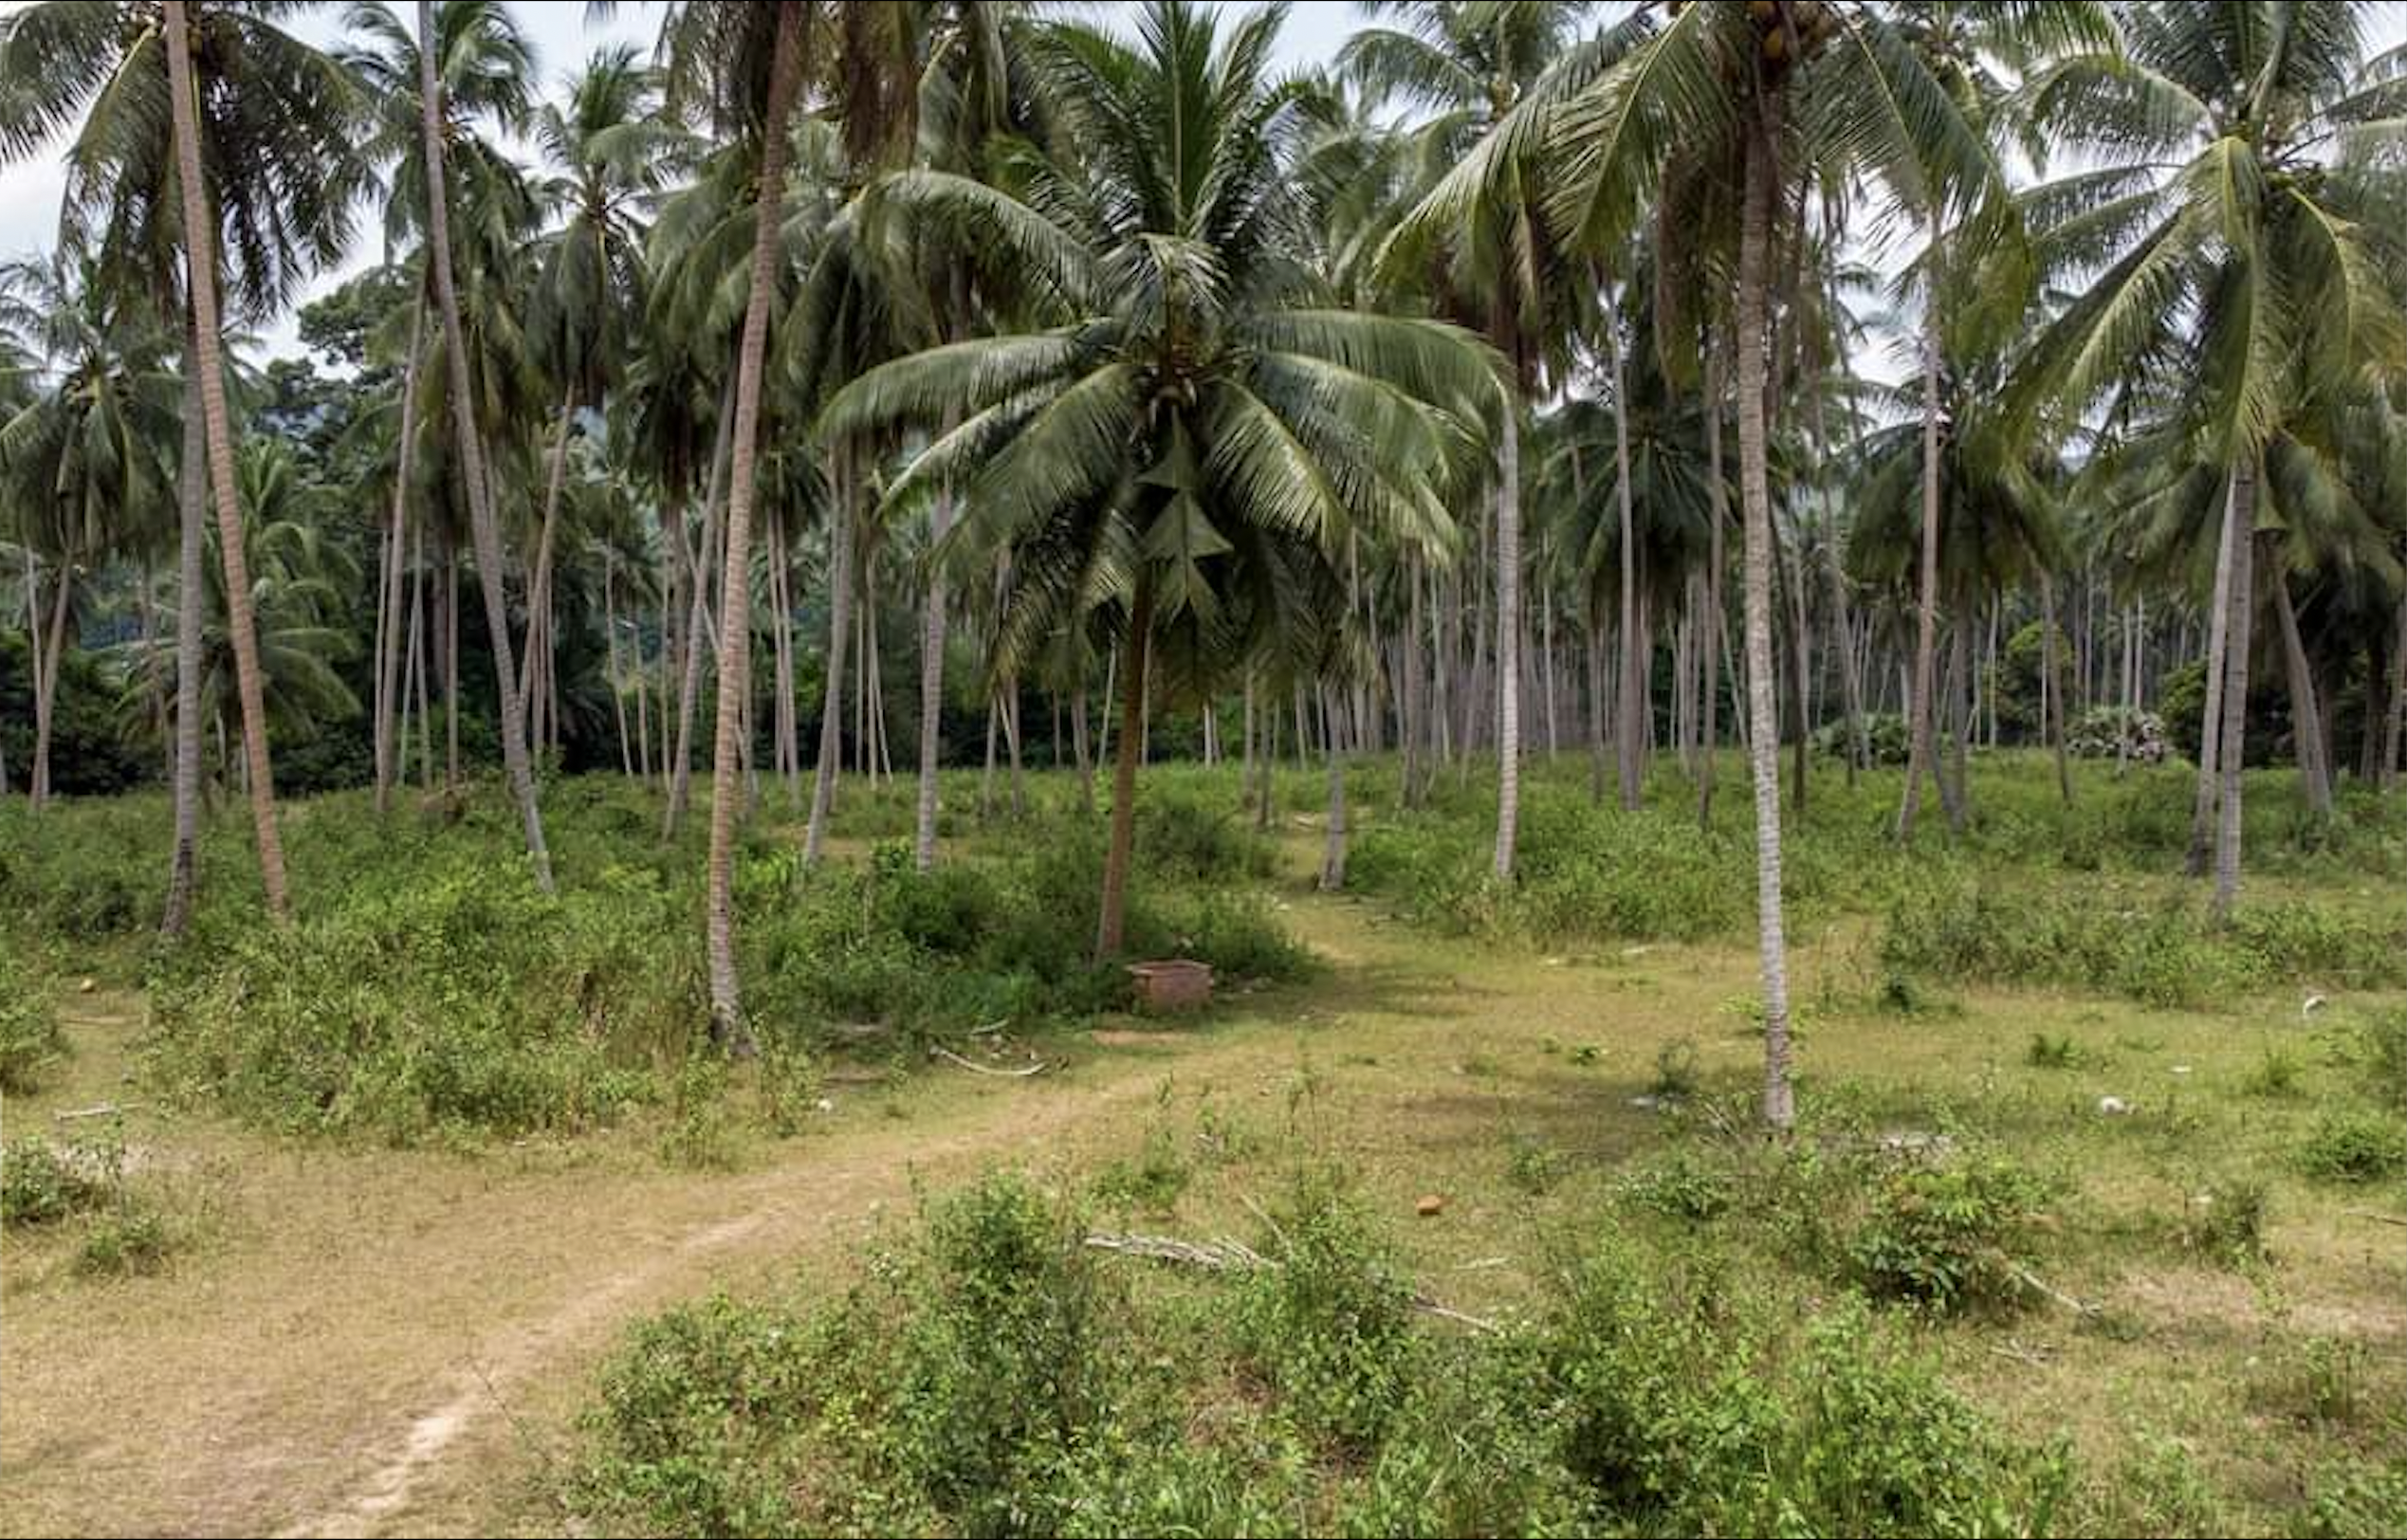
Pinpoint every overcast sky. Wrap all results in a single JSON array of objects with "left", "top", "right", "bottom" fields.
[{"left": 0, "top": 1, "right": 1357, "bottom": 360}]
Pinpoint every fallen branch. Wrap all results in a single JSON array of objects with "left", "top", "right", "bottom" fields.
[
  {"left": 53, "top": 1102, "right": 141, "bottom": 1122},
  {"left": 2007, "top": 1261, "right": 2096, "bottom": 1318},
  {"left": 2344, "top": 1208, "right": 2407, "bottom": 1229},
  {"left": 1083, "top": 1230, "right": 1498, "bottom": 1333},
  {"left": 929, "top": 1045, "right": 1048, "bottom": 1079}
]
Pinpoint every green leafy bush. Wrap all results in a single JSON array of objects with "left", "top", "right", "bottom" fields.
[
  {"left": 0, "top": 949, "right": 64, "bottom": 1093},
  {"left": 2178, "top": 1178, "right": 2269, "bottom": 1266},
  {"left": 2, "top": 1136, "right": 110, "bottom": 1225},
  {"left": 2299, "top": 1109, "right": 2407, "bottom": 1184},
  {"left": 150, "top": 860, "right": 685, "bottom": 1142},
  {"left": 1233, "top": 1170, "right": 1420, "bottom": 1451},
  {"left": 1847, "top": 1156, "right": 2050, "bottom": 1311}
]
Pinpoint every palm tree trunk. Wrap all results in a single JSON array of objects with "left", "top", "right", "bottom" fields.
[
  {"left": 2042, "top": 575, "right": 2072, "bottom": 803},
  {"left": 2269, "top": 559, "right": 2331, "bottom": 819},
  {"left": 666, "top": 377, "right": 738, "bottom": 835},
  {"left": 413, "top": 0, "right": 549, "bottom": 893},
  {"left": 1738, "top": 98, "right": 1795, "bottom": 1131},
  {"left": 1700, "top": 348, "right": 1727, "bottom": 828},
  {"left": 28, "top": 558, "right": 68, "bottom": 809},
  {"left": 1493, "top": 401, "right": 1523, "bottom": 877},
  {"left": 410, "top": 522, "right": 431, "bottom": 789},
  {"left": 605, "top": 556, "right": 634, "bottom": 777},
  {"left": 703, "top": 6, "right": 803, "bottom": 1040},
  {"left": 1097, "top": 581, "right": 1152, "bottom": 959},
  {"left": 1898, "top": 211, "right": 1945, "bottom": 844},
  {"left": 374, "top": 297, "right": 425, "bottom": 813},
  {"left": 914, "top": 481, "right": 953, "bottom": 869},
  {"left": 517, "top": 385, "right": 578, "bottom": 744},
  {"left": 444, "top": 542, "right": 460, "bottom": 793},
  {"left": 804, "top": 474, "right": 856, "bottom": 866},
  {"left": 2213, "top": 471, "right": 2259, "bottom": 922},
  {"left": 2191, "top": 471, "right": 2240, "bottom": 874},
  {"left": 1319, "top": 684, "right": 1349, "bottom": 890},
  {"left": 1605, "top": 315, "right": 1644, "bottom": 812},
  {"left": 2382, "top": 583, "right": 2407, "bottom": 792},
  {"left": 166, "top": 0, "right": 289, "bottom": 918},
  {"left": 162, "top": 352, "right": 209, "bottom": 936}
]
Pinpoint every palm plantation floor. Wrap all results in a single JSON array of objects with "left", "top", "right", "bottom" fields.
[{"left": 3, "top": 858, "right": 2400, "bottom": 1536}]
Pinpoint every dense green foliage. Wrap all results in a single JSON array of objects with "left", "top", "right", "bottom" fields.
[{"left": 0, "top": 946, "right": 62, "bottom": 1093}]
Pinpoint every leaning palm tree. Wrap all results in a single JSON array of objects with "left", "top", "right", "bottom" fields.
[
  {"left": 825, "top": 0, "right": 1497, "bottom": 960},
  {"left": 2012, "top": 0, "right": 2407, "bottom": 918},
  {"left": 1, "top": 0, "right": 361, "bottom": 926},
  {"left": 414, "top": 0, "right": 553, "bottom": 891}
]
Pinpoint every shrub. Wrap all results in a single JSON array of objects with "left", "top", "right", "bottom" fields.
[
  {"left": 1620, "top": 1149, "right": 1734, "bottom": 1221},
  {"left": 2298, "top": 1459, "right": 2407, "bottom": 1538},
  {"left": 1505, "top": 1132, "right": 1571, "bottom": 1196},
  {"left": 1847, "top": 1155, "right": 2051, "bottom": 1311},
  {"left": 2241, "top": 1047, "right": 2303, "bottom": 1098},
  {"left": 150, "top": 860, "right": 684, "bottom": 1142},
  {"left": 2299, "top": 1109, "right": 2407, "bottom": 1184},
  {"left": 0, "top": 950, "right": 64, "bottom": 1094},
  {"left": 2, "top": 1136, "right": 110, "bottom": 1225},
  {"left": 1233, "top": 1170, "right": 1419, "bottom": 1451},
  {"left": 2066, "top": 706, "right": 2168, "bottom": 763},
  {"left": 2362, "top": 1007, "right": 2407, "bottom": 1111},
  {"left": 2178, "top": 1178, "right": 2269, "bottom": 1266}
]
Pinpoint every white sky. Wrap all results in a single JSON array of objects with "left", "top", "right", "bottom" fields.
[
  {"left": 2, "top": 2, "right": 2401, "bottom": 373},
  {"left": 0, "top": 0, "right": 1359, "bottom": 359}
]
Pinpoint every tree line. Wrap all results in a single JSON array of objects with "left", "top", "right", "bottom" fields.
[{"left": 3, "top": 1, "right": 2403, "bottom": 1126}]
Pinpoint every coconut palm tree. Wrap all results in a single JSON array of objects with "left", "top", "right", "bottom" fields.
[
  {"left": 2, "top": 0, "right": 362, "bottom": 926},
  {"left": 413, "top": 0, "right": 552, "bottom": 891},
  {"left": 825, "top": 0, "right": 1496, "bottom": 959},
  {"left": 1363, "top": 0, "right": 1599, "bottom": 871},
  {"left": 2012, "top": 0, "right": 2407, "bottom": 918},
  {"left": 1520, "top": 0, "right": 2000, "bottom": 1128}
]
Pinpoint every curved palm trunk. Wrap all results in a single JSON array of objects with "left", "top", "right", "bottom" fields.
[
  {"left": 2212, "top": 471, "right": 2259, "bottom": 922},
  {"left": 415, "top": 0, "right": 551, "bottom": 894},
  {"left": 162, "top": 359, "right": 208, "bottom": 936},
  {"left": 1492, "top": 402, "right": 1523, "bottom": 878},
  {"left": 666, "top": 378, "right": 737, "bottom": 835},
  {"left": 1898, "top": 213, "right": 1945, "bottom": 843},
  {"left": 705, "top": 6, "right": 804, "bottom": 1040},
  {"left": 1738, "top": 100, "right": 1795, "bottom": 1132},
  {"left": 2189, "top": 472, "right": 2240, "bottom": 873},
  {"left": 374, "top": 298, "right": 425, "bottom": 814},
  {"left": 1096, "top": 580, "right": 1152, "bottom": 960},
  {"left": 518, "top": 385, "right": 579, "bottom": 745},
  {"left": 27, "top": 557, "right": 68, "bottom": 809},
  {"left": 165, "top": 0, "right": 288, "bottom": 919}
]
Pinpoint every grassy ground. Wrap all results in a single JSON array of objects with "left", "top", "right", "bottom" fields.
[{"left": 1, "top": 755, "right": 2401, "bottom": 1535}]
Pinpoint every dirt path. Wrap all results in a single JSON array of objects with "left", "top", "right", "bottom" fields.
[{"left": 0, "top": 897, "right": 1459, "bottom": 1538}]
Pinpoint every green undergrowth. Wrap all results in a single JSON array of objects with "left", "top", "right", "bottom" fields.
[{"left": 577, "top": 1165, "right": 2076, "bottom": 1538}]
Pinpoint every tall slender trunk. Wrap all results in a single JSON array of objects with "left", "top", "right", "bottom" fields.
[
  {"left": 374, "top": 298, "right": 426, "bottom": 812},
  {"left": 444, "top": 543, "right": 460, "bottom": 792},
  {"left": 518, "top": 385, "right": 578, "bottom": 744},
  {"left": 803, "top": 472, "right": 855, "bottom": 866},
  {"left": 2269, "top": 556, "right": 2331, "bottom": 818},
  {"left": 703, "top": 5, "right": 802, "bottom": 1041},
  {"left": 1096, "top": 582, "right": 1152, "bottom": 959},
  {"left": 2191, "top": 471, "right": 2241, "bottom": 875},
  {"left": 1318, "top": 685, "right": 1349, "bottom": 891},
  {"left": 1402, "top": 559, "right": 1424, "bottom": 806},
  {"left": 1700, "top": 346, "right": 1727, "bottom": 828},
  {"left": 914, "top": 483, "right": 953, "bottom": 869},
  {"left": 605, "top": 557, "right": 634, "bottom": 777},
  {"left": 2043, "top": 575, "right": 2072, "bottom": 804},
  {"left": 162, "top": 351, "right": 208, "bottom": 936},
  {"left": 166, "top": 0, "right": 288, "bottom": 916},
  {"left": 666, "top": 377, "right": 738, "bottom": 835},
  {"left": 1898, "top": 210, "right": 1945, "bottom": 843},
  {"left": 413, "top": 0, "right": 548, "bottom": 893},
  {"left": 2382, "top": 583, "right": 2407, "bottom": 792},
  {"left": 1605, "top": 315, "right": 1644, "bottom": 811},
  {"left": 1738, "top": 99, "right": 1795, "bottom": 1131},
  {"left": 28, "top": 559, "right": 69, "bottom": 809},
  {"left": 2213, "top": 470, "right": 2259, "bottom": 921},
  {"left": 1493, "top": 402, "right": 1523, "bottom": 877}
]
